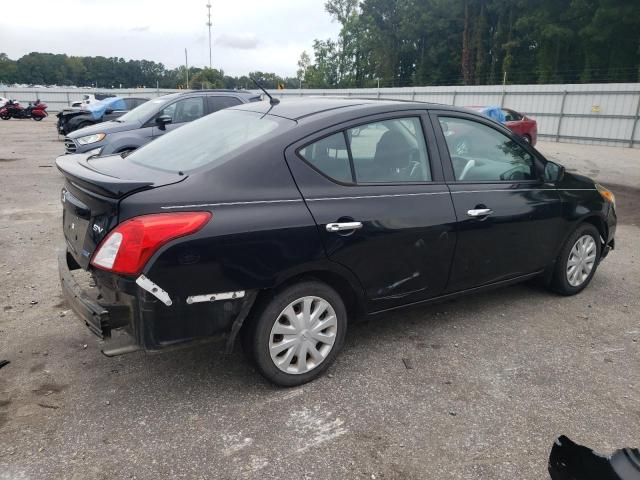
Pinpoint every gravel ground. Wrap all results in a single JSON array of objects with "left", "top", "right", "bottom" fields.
[{"left": 0, "top": 117, "right": 638, "bottom": 479}]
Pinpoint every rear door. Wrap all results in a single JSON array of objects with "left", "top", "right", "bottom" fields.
[
  {"left": 285, "top": 111, "right": 457, "bottom": 312},
  {"left": 430, "top": 110, "right": 563, "bottom": 292}
]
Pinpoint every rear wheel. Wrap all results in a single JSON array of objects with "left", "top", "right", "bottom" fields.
[
  {"left": 550, "top": 223, "right": 601, "bottom": 295},
  {"left": 32, "top": 115, "right": 43, "bottom": 121},
  {"left": 242, "top": 281, "right": 347, "bottom": 386},
  {"left": 522, "top": 134, "right": 532, "bottom": 143},
  {"left": 0, "top": 113, "right": 10, "bottom": 120}
]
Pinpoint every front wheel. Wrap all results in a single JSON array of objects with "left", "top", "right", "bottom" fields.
[
  {"left": 32, "top": 115, "right": 43, "bottom": 121},
  {"left": 550, "top": 223, "right": 601, "bottom": 295},
  {"left": 522, "top": 134, "right": 532, "bottom": 144},
  {"left": 242, "top": 281, "right": 347, "bottom": 386},
  {"left": 0, "top": 113, "right": 10, "bottom": 120}
]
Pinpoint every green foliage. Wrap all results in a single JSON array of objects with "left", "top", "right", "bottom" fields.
[
  {"left": 0, "top": 52, "right": 299, "bottom": 90},
  {"left": 301, "top": 0, "right": 640, "bottom": 87}
]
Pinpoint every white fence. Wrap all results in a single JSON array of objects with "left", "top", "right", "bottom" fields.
[
  {"left": 4, "top": 83, "right": 640, "bottom": 148},
  {"left": 267, "top": 83, "right": 640, "bottom": 149},
  {"left": 1, "top": 87, "right": 182, "bottom": 113}
]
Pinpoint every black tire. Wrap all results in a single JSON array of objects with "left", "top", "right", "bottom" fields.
[
  {"left": 32, "top": 115, "right": 43, "bottom": 121},
  {"left": 522, "top": 134, "right": 532, "bottom": 143},
  {"left": 0, "top": 114, "right": 10, "bottom": 120},
  {"left": 241, "top": 281, "right": 347, "bottom": 387},
  {"left": 550, "top": 223, "right": 601, "bottom": 295}
]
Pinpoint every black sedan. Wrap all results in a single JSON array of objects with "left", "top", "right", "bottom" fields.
[{"left": 56, "top": 99, "right": 616, "bottom": 386}]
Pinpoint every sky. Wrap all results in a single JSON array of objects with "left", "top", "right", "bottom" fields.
[{"left": 0, "top": 0, "right": 341, "bottom": 77}]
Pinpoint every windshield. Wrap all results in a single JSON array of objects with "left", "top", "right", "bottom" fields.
[
  {"left": 116, "top": 95, "right": 175, "bottom": 123},
  {"left": 128, "top": 109, "right": 292, "bottom": 173}
]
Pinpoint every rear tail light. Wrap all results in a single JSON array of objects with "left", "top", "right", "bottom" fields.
[{"left": 91, "top": 212, "right": 211, "bottom": 275}]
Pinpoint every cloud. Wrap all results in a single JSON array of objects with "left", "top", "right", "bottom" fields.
[
  {"left": 215, "top": 33, "right": 259, "bottom": 50},
  {"left": 130, "top": 26, "right": 149, "bottom": 32}
]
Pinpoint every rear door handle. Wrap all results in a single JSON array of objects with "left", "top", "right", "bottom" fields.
[
  {"left": 467, "top": 208, "right": 493, "bottom": 217},
  {"left": 326, "top": 222, "right": 363, "bottom": 232}
]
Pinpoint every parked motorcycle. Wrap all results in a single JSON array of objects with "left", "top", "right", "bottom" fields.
[{"left": 0, "top": 100, "right": 48, "bottom": 121}]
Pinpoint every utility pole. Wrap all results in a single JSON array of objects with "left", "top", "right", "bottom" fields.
[
  {"left": 206, "top": 2, "right": 213, "bottom": 70},
  {"left": 185, "top": 48, "right": 189, "bottom": 89}
]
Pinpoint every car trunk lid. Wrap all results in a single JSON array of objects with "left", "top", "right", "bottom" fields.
[{"left": 56, "top": 153, "right": 186, "bottom": 269}]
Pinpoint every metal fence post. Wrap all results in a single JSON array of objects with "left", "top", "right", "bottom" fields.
[
  {"left": 630, "top": 93, "right": 640, "bottom": 148},
  {"left": 66, "top": 91, "right": 70, "bottom": 106},
  {"left": 451, "top": 90, "right": 457, "bottom": 106},
  {"left": 556, "top": 90, "right": 568, "bottom": 142},
  {"left": 500, "top": 89, "right": 507, "bottom": 107},
  {"left": 411, "top": 90, "right": 416, "bottom": 101}
]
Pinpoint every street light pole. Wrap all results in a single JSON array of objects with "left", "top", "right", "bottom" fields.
[
  {"left": 185, "top": 48, "right": 189, "bottom": 89},
  {"left": 206, "top": 2, "right": 213, "bottom": 70}
]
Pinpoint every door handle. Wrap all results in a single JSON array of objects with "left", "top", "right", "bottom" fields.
[
  {"left": 467, "top": 208, "right": 493, "bottom": 217},
  {"left": 326, "top": 221, "right": 363, "bottom": 232}
]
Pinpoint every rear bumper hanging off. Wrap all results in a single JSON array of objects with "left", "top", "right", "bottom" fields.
[{"left": 58, "top": 249, "right": 130, "bottom": 339}]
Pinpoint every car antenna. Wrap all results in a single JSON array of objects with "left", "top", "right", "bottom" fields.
[{"left": 251, "top": 77, "right": 280, "bottom": 106}]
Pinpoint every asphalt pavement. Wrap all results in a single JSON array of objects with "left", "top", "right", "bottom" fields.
[{"left": 0, "top": 118, "right": 638, "bottom": 479}]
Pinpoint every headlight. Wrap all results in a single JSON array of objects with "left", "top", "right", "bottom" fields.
[
  {"left": 76, "top": 133, "right": 106, "bottom": 145},
  {"left": 595, "top": 183, "right": 615, "bottom": 209}
]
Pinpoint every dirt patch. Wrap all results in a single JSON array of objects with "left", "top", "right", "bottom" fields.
[
  {"left": 604, "top": 183, "right": 640, "bottom": 226},
  {"left": 32, "top": 383, "right": 67, "bottom": 396}
]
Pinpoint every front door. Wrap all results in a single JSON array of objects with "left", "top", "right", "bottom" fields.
[
  {"left": 286, "top": 112, "right": 457, "bottom": 312},
  {"left": 431, "top": 111, "right": 563, "bottom": 292},
  {"left": 151, "top": 96, "right": 206, "bottom": 137}
]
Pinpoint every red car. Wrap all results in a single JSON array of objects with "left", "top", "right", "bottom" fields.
[{"left": 467, "top": 106, "right": 538, "bottom": 146}]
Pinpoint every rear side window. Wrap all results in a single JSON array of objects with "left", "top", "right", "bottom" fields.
[
  {"left": 298, "top": 116, "right": 432, "bottom": 184},
  {"left": 439, "top": 117, "right": 535, "bottom": 182},
  {"left": 299, "top": 133, "right": 352, "bottom": 183},
  {"left": 347, "top": 118, "right": 431, "bottom": 183},
  {"left": 207, "top": 96, "right": 242, "bottom": 113}
]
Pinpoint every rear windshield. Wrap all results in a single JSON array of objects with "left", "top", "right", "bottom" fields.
[{"left": 128, "top": 109, "right": 290, "bottom": 173}]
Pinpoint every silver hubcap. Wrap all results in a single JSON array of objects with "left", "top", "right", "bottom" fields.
[
  {"left": 566, "top": 235, "right": 597, "bottom": 287},
  {"left": 269, "top": 296, "right": 337, "bottom": 375}
]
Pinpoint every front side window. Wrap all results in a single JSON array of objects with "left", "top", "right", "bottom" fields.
[
  {"left": 439, "top": 117, "right": 536, "bottom": 182},
  {"left": 298, "top": 116, "right": 432, "bottom": 184},
  {"left": 161, "top": 97, "right": 205, "bottom": 123},
  {"left": 503, "top": 109, "right": 522, "bottom": 122}
]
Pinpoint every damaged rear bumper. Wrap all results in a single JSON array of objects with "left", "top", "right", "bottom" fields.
[
  {"left": 58, "top": 247, "right": 256, "bottom": 355},
  {"left": 58, "top": 249, "right": 130, "bottom": 339}
]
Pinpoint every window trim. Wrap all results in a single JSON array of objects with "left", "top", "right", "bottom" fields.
[
  {"left": 295, "top": 113, "right": 437, "bottom": 187},
  {"left": 429, "top": 110, "right": 547, "bottom": 185}
]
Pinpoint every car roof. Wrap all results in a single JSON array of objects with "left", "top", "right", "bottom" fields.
[
  {"left": 157, "top": 90, "right": 258, "bottom": 100},
  {"left": 231, "top": 97, "right": 471, "bottom": 121}
]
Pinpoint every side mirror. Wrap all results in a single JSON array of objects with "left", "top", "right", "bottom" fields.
[
  {"left": 156, "top": 115, "right": 172, "bottom": 130},
  {"left": 104, "top": 108, "right": 114, "bottom": 115},
  {"left": 543, "top": 161, "right": 565, "bottom": 183}
]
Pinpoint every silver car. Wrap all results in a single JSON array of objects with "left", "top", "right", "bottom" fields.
[{"left": 63, "top": 90, "right": 260, "bottom": 156}]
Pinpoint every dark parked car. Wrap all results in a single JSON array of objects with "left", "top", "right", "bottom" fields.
[
  {"left": 57, "top": 96, "right": 149, "bottom": 135},
  {"left": 63, "top": 90, "right": 261, "bottom": 156},
  {"left": 57, "top": 98, "right": 616, "bottom": 386}
]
